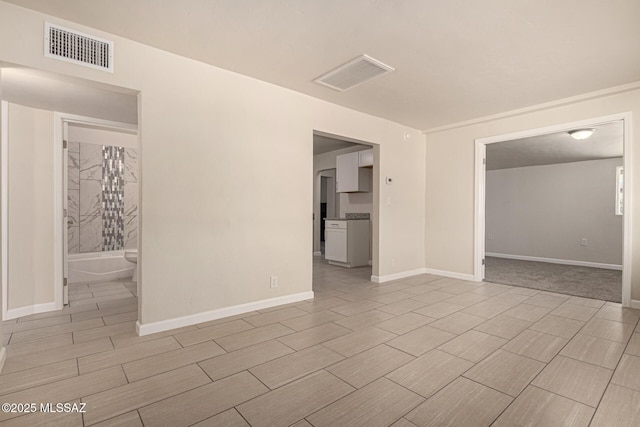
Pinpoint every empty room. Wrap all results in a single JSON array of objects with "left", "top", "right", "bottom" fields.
[{"left": 1, "top": 1, "right": 640, "bottom": 426}]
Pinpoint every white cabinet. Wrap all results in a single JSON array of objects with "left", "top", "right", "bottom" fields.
[
  {"left": 358, "top": 149, "right": 373, "bottom": 167},
  {"left": 325, "top": 219, "right": 370, "bottom": 268},
  {"left": 336, "top": 152, "right": 371, "bottom": 193}
]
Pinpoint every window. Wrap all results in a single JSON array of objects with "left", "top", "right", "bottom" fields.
[{"left": 616, "top": 166, "right": 624, "bottom": 216}]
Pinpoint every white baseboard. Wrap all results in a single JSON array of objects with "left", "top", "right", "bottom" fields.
[
  {"left": 423, "top": 268, "right": 478, "bottom": 282},
  {"left": 372, "top": 268, "right": 428, "bottom": 283},
  {"left": 0, "top": 347, "right": 5, "bottom": 375},
  {"left": 4, "top": 301, "right": 59, "bottom": 321},
  {"left": 136, "top": 291, "right": 314, "bottom": 336},
  {"left": 486, "top": 253, "right": 622, "bottom": 271},
  {"left": 631, "top": 300, "right": 640, "bottom": 310}
]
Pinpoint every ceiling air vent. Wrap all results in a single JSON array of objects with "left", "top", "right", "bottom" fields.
[
  {"left": 314, "top": 54, "right": 394, "bottom": 92},
  {"left": 44, "top": 22, "right": 114, "bottom": 72}
]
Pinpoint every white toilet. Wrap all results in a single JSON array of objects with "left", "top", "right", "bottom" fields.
[{"left": 124, "top": 249, "right": 138, "bottom": 282}]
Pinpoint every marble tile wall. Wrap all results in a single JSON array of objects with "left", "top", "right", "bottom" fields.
[
  {"left": 68, "top": 142, "right": 137, "bottom": 254},
  {"left": 124, "top": 148, "right": 138, "bottom": 250},
  {"left": 102, "top": 146, "right": 125, "bottom": 251},
  {"left": 67, "top": 142, "right": 80, "bottom": 253}
]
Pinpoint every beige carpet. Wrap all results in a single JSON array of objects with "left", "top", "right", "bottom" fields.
[{"left": 485, "top": 256, "right": 622, "bottom": 302}]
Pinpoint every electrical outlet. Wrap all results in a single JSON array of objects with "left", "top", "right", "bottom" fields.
[
  {"left": 487, "top": 234, "right": 493, "bottom": 240},
  {"left": 581, "top": 238, "right": 588, "bottom": 246},
  {"left": 270, "top": 276, "right": 278, "bottom": 288}
]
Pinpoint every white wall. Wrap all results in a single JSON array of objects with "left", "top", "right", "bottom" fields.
[
  {"left": 6, "top": 103, "right": 55, "bottom": 311},
  {"left": 0, "top": 2, "right": 426, "bottom": 327},
  {"left": 0, "top": 74, "right": 5, "bottom": 371},
  {"left": 425, "top": 87, "right": 640, "bottom": 301},
  {"left": 486, "top": 158, "right": 623, "bottom": 266}
]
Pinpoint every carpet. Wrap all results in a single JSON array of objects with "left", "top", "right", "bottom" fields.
[{"left": 484, "top": 256, "right": 622, "bottom": 303}]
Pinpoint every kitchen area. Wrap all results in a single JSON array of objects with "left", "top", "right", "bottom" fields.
[{"left": 313, "top": 133, "right": 374, "bottom": 274}]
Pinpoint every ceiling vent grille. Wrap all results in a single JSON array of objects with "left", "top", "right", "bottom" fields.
[
  {"left": 314, "top": 54, "right": 394, "bottom": 92},
  {"left": 44, "top": 22, "right": 114, "bottom": 72}
]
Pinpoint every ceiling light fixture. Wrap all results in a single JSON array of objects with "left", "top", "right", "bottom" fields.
[{"left": 568, "top": 128, "right": 596, "bottom": 140}]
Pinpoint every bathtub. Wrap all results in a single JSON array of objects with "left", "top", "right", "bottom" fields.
[{"left": 68, "top": 250, "right": 135, "bottom": 284}]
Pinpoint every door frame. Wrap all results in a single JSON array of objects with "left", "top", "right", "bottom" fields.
[
  {"left": 474, "top": 112, "right": 633, "bottom": 307},
  {"left": 53, "top": 112, "right": 137, "bottom": 311}
]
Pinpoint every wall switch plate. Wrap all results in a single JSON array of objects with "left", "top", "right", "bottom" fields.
[
  {"left": 270, "top": 276, "right": 278, "bottom": 288},
  {"left": 581, "top": 238, "right": 588, "bottom": 246}
]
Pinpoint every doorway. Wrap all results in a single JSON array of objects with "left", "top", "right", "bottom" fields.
[
  {"left": 0, "top": 64, "right": 140, "bottom": 320},
  {"left": 474, "top": 113, "right": 633, "bottom": 306},
  {"left": 312, "top": 131, "right": 377, "bottom": 283}
]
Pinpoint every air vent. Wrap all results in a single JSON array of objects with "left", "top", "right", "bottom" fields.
[
  {"left": 44, "top": 22, "right": 113, "bottom": 72},
  {"left": 314, "top": 54, "right": 394, "bottom": 92}
]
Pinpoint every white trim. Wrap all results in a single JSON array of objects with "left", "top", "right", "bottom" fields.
[
  {"left": 474, "top": 112, "right": 633, "bottom": 307},
  {"left": 53, "top": 113, "right": 64, "bottom": 311},
  {"left": 631, "top": 300, "right": 640, "bottom": 310},
  {"left": 371, "top": 268, "right": 427, "bottom": 283},
  {"left": 0, "top": 347, "right": 6, "bottom": 375},
  {"left": 424, "top": 81, "right": 640, "bottom": 134},
  {"left": 486, "top": 253, "right": 622, "bottom": 271},
  {"left": 423, "top": 268, "right": 477, "bottom": 282},
  {"left": 4, "top": 302, "right": 59, "bottom": 321},
  {"left": 621, "top": 115, "right": 634, "bottom": 307},
  {"left": 136, "top": 291, "right": 314, "bottom": 336},
  {"left": 1, "top": 101, "right": 8, "bottom": 320}
]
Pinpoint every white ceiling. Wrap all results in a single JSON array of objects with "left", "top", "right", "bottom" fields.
[
  {"left": 486, "top": 121, "right": 623, "bottom": 170},
  {"left": 4, "top": 0, "right": 640, "bottom": 131},
  {"left": 2, "top": 65, "right": 138, "bottom": 124}
]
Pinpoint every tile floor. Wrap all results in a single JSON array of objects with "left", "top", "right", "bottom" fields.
[{"left": 1, "top": 257, "right": 640, "bottom": 426}]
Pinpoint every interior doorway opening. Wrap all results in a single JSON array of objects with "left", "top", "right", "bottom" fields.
[
  {"left": 1, "top": 63, "right": 140, "bottom": 321},
  {"left": 312, "top": 130, "right": 378, "bottom": 282},
  {"left": 475, "top": 113, "right": 633, "bottom": 306}
]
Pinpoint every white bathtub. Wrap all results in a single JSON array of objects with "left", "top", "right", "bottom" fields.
[{"left": 68, "top": 250, "right": 135, "bottom": 284}]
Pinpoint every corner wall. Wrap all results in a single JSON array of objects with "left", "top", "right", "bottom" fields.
[{"left": 425, "top": 87, "right": 640, "bottom": 301}]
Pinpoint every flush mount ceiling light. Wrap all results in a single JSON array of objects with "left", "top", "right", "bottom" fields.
[
  {"left": 314, "top": 54, "right": 395, "bottom": 92},
  {"left": 569, "top": 128, "right": 596, "bottom": 140}
]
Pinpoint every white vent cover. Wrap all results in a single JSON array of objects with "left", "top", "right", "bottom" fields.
[
  {"left": 44, "top": 22, "right": 114, "bottom": 72},
  {"left": 314, "top": 54, "right": 394, "bottom": 91}
]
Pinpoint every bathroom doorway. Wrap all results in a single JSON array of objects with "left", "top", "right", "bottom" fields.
[{"left": 60, "top": 116, "right": 139, "bottom": 304}]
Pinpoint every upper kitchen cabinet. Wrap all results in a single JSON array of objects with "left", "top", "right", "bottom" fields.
[
  {"left": 336, "top": 151, "right": 372, "bottom": 193},
  {"left": 358, "top": 149, "right": 373, "bottom": 167}
]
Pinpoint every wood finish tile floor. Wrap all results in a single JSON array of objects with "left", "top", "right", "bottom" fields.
[{"left": 1, "top": 259, "right": 640, "bottom": 426}]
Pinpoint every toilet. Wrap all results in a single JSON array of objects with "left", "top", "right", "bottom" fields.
[{"left": 124, "top": 249, "right": 138, "bottom": 282}]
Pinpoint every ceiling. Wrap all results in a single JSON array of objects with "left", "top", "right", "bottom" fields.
[
  {"left": 2, "top": 65, "right": 138, "bottom": 124},
  {"left": 4, "top": 0, "right": 640, "bottom": 131},
  {"left": 313, "top": 135, "right": 362, "bottom": 155},
  {"left": 486, "top": 121, "right": 623, "bottom": 170}
]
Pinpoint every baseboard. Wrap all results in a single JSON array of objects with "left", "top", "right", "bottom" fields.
[
  {"left": 372, "top": 268, "right": 428, "bottom": 283},
  {"left": 136, "top": 291, "right": 314, "bottom": 336},
  {"left": 0, "top": 347, "right": 5, "bottom": 375},
  {"left": 486, "top": 253, "right": 622, "bottom": 271},
  {"left": 423, "top": 268, "right": 478, "bottom": 282},
  {"left": 631, "top": 300, "right": 640, "bottom": 310},
  {"left": 4, "top": 301, "right": 59, "bottom": 321}
]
